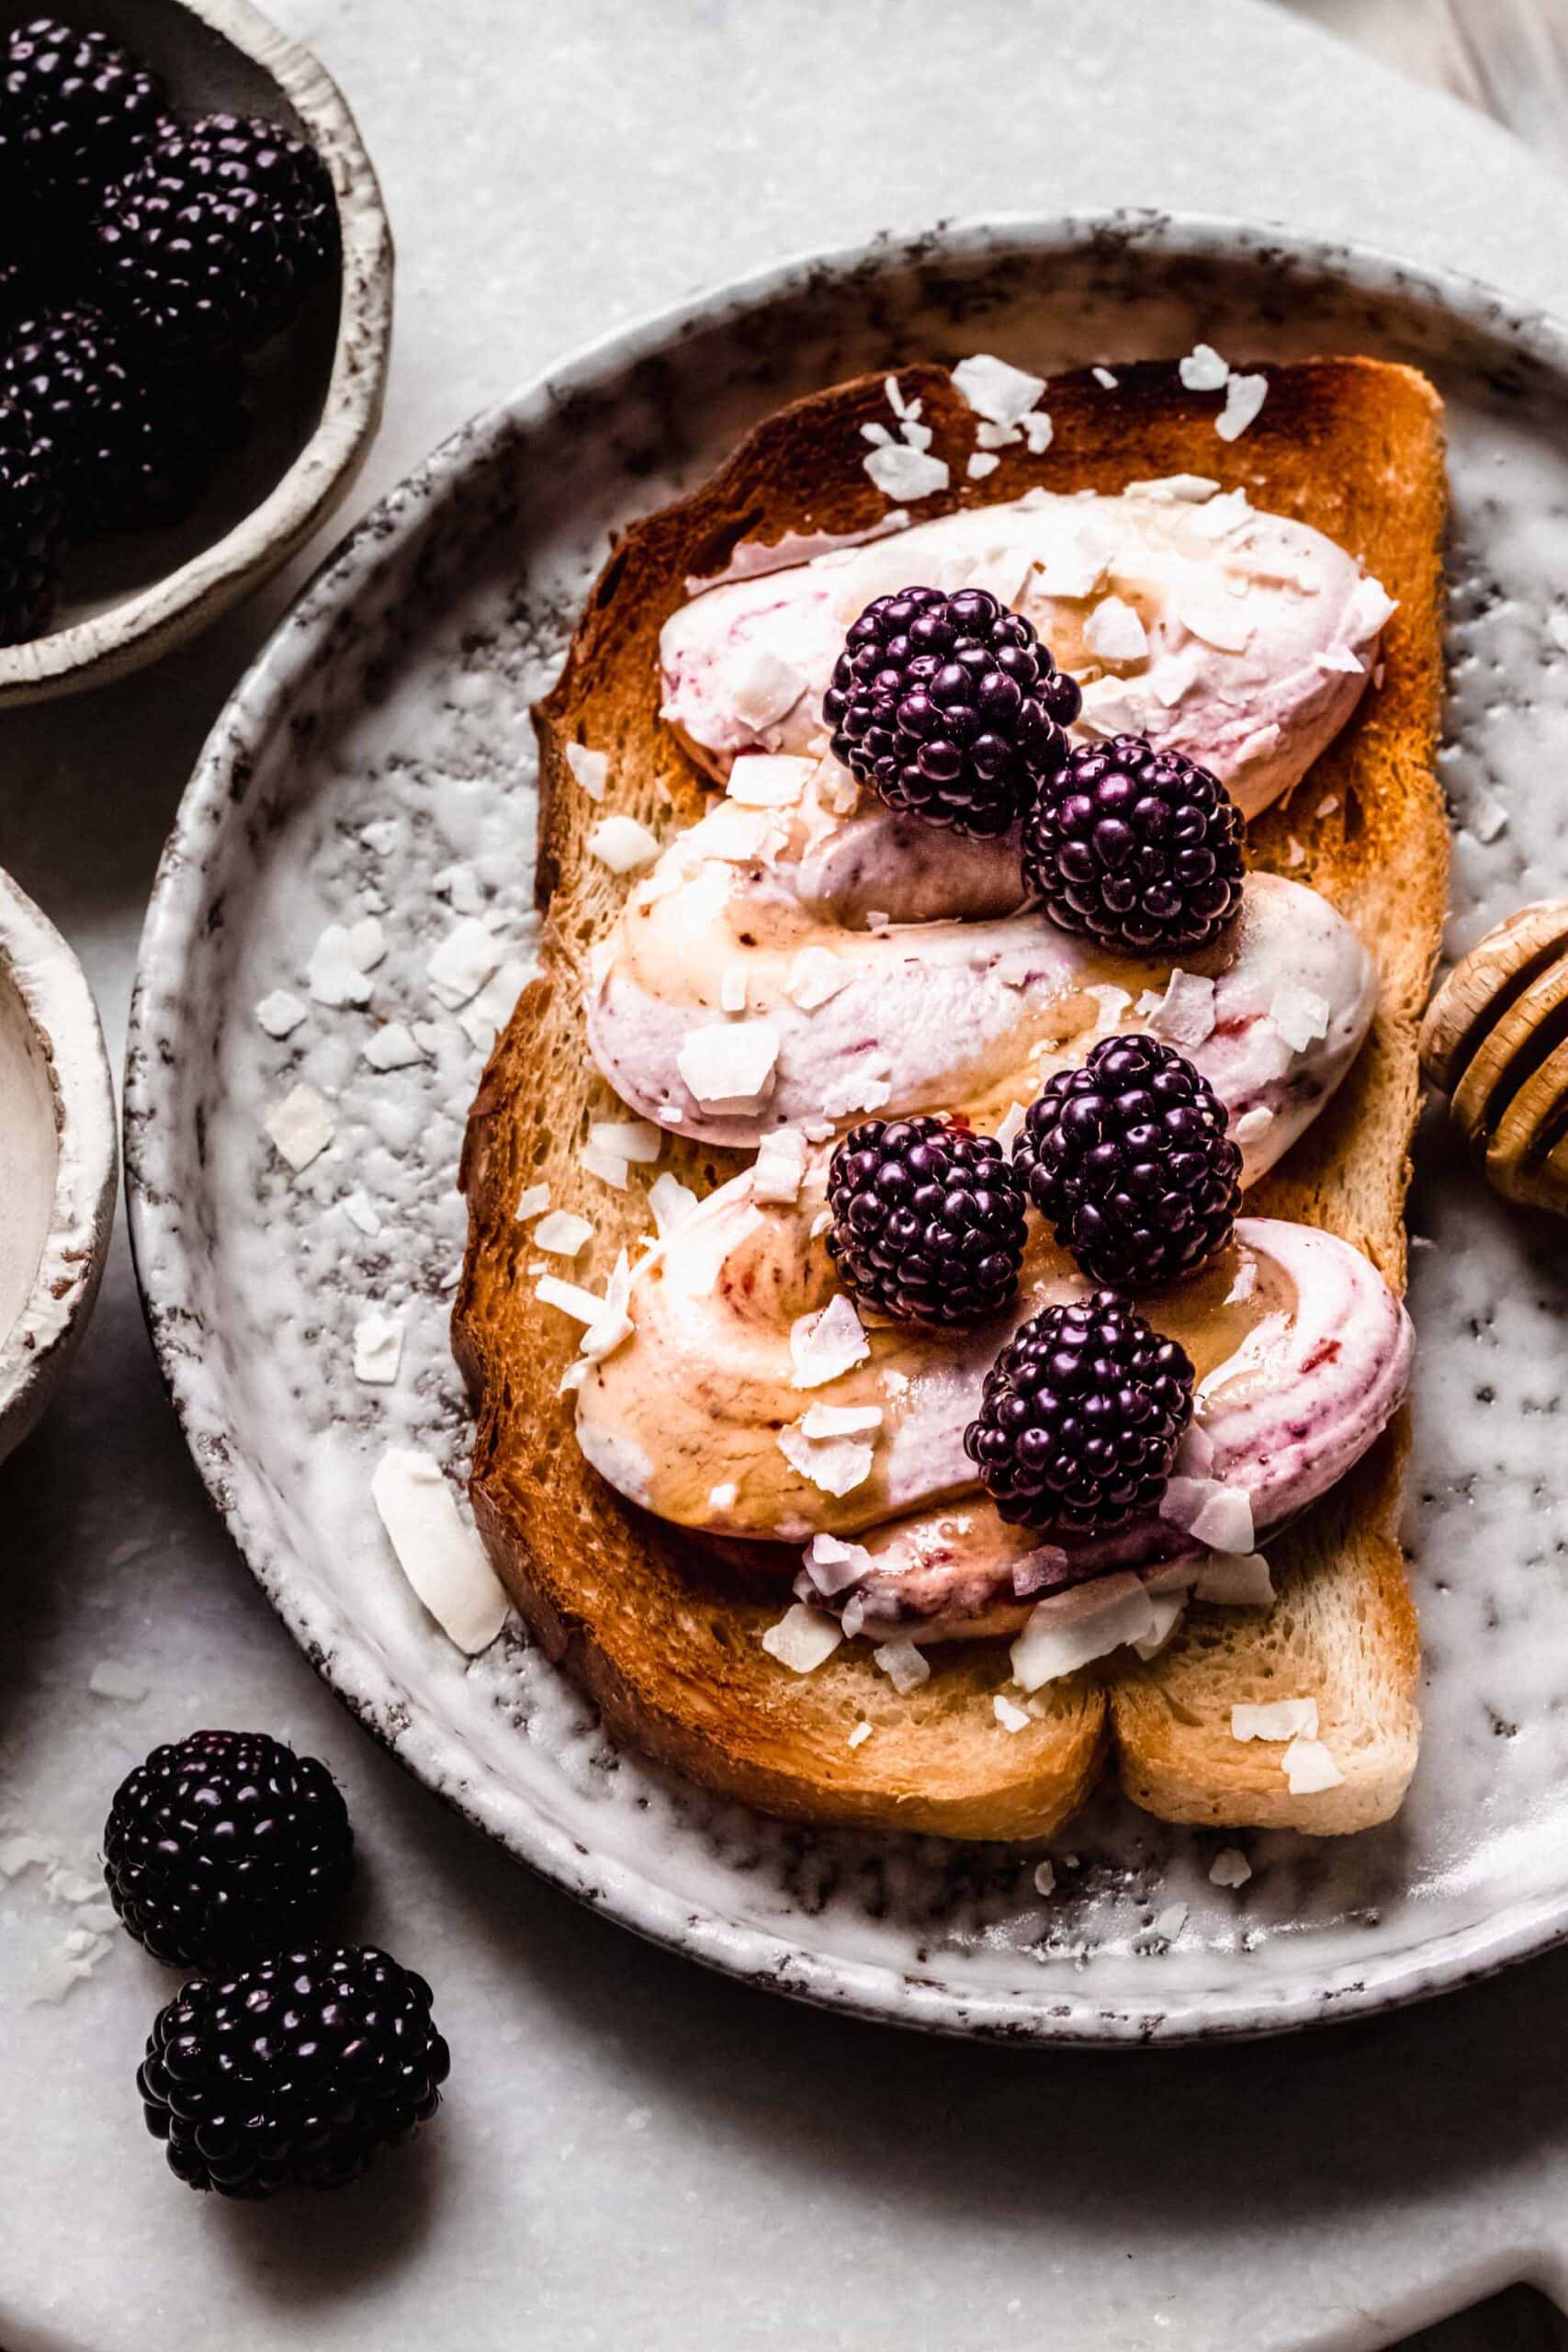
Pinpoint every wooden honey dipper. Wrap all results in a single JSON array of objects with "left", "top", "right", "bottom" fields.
[{"left": 1419, "top": 901, "right": 1568, "bottom": 1211}]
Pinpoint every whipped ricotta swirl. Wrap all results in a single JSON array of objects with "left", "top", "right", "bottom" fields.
[
  {"left": 572, "top": 1158, "right": 1412, "bottom": 1639},
  {"left": 587, "top": 762, "right": 1375, "bottom": 1158},
  {"left": 661, "top": 481, "right": 1395, "bottom": 819}
]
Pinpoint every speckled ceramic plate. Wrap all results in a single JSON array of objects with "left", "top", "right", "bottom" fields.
[{"left": 125, "top": 214, "right": 1568, "bottom": 2042}]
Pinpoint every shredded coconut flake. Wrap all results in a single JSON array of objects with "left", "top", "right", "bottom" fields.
[
  {"left": 1194, "top": 1551, "right": 1274, "bottom": 1606},
  {"left": 864, "top": 441, "right": 950, "bottom": 503},
  {"left": 1010, "top": 1580, "right": 1161, "bottom": 1692},
  {"left": 1314, "top": 644, "right": 1364, "bottom": 675},
  {"left": 588, "top": 815, "right": 661, "bottom": 875},
  {"left": 952, "top": 352, "right": 1046, "bottom": 426},
  {"left": 256, "top": 988, "right": 308, "bottom": 1038},
  {"left": 1147, "top": 968, "right": 1216, "bottom": 1049},
  {"left": 752, "top": 1126, "right": 808, "bottom": 1204},
  {"left": 353, "top": 1309, "right": 403, "bottom": 1385},
  {"left": 364, "top": 1021, "right": 428, "bottom": 1071},
  {"left": 1234, "top": 1105, "right": 1274, "bottom": 1144},
  {"left": 535, "top": 1210, "right": 593, "bottom": 1258},
  {"left": 677, "top": 1018, "right": 780, "bottom": 1110},
  {"left": 728, "top": 751, "right": 814, "bottom": 806},
  {"left": 1083, "top": 595, "right": 1148, "bottom": 663},
  {"left": 1179, "top": 343, "right": 1230, "bottom": 392},
  {"left": 720, "top": 967, "right": 748, "bottom": 1013},
  {"left": 307, "top": 922, "right": 378, "bottom": 1008},
  {"left": 761, "top": 1602, "right": 842, "bottom": 1674},
  {"left": 370, "top": 1448, "right": 508, "bottom": 1653},
  {"left": 966, "top": 451, "right": 1001, "bottom": 481},
  {"left": 789, "top": 1292, "right": 871, "bottom": 1389},
  {"left": 516, "top": 1181, "right": 551, "bottom": 1221},
  {"left": 265, "top": 1083, "right": 334, "bottom": 1172},
  {"left": 87, "top": 1659, "right": 147, "bottom": 1702},
  {"left": 777, "top": 1424, "right": 874, "bottom": 1497},
  {"left": 874, "top": 1638, "right": 931, "bottom": 1693},
  {"left": 1020, "top": 411, "right": 1054, "bottom": 454},
  {"left": 785, "top": 944, "right": 851, "bottom": 1010},
  {"left": 1232, "top": 1697, "right": 1319, "bottom": 1744},
  {"left": 993, "top": 1693, "right": 1031, "bottom": 1733},
  {"left": 803, "top": 1532, "right": 874, "bottom": 1595},
  {"left": 1032, "top": 1859, "right": 1056, "bottom": 1896},
  {"left": 648, "top": 1171, "right": 699, "bottom": 1237},
  {"left": 1269, "top": 981, "right": 1331, "bottom": 1052},
  {"left": 427, "top": 916, "right": 505, "bottom": 1008},
  {"left": 564, "top": 741, "right": 609, "bottom": 799},
  {"left": 1210, "top": 1846, "right": 1253, "bottom": 1887},
  {"left": 1216, "top": 372, "right": 1268, "bottom": 440},
  {"left": 848, "top": 1720, "right": 873, "bottom": 1749},
  {"left": 590, "top": 1118, "right": 661, "bottom": 1165},
  {"left": 1282, "top": 1736, "right": 1344, "bottom": 1794}
]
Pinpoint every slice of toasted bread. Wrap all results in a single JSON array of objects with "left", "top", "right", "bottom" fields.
[{"left": 456, "top": 355, "right": 1447, "bottom": 1842}]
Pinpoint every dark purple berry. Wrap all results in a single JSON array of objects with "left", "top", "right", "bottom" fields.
[
  {"left": 1014, "top": 1034, "right": 1242, "bottom": 1290},
  {"left": 3, "top": 303, "right": 243, "bottom": 533},
  {"left": 1022, "top": 731, "right": 1245, "bottom": 953},
  {"left": 0, "top": 17, "right": 164, "bottom": 220},
  {"left": 0, "top": 398, "right": 62, "bottom": 644},
  {"left": 138, "top": 1946, "right": 448, "bottom": 2197},
  {"left": 93, "top": 111, "right": 338, "bottom": 351},
  {"left": 964, "top": 1291, "right": 1193, "bottom": 1532},
  {"left": 104, "top": 1729, "right": 355, "bottom": 1971},
  {"left": 826, "top": 1114, "right": 1027, "bottom": 1325},
  {"left": 824, "top": 584, "right": 1073, "bottom": 838}
]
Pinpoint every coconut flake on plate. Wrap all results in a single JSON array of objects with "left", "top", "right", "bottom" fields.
[
  {"left": 307, "top": 922, "right": 376, "bottom": 1008},
  {"left": 1269, "top": 980, "right": 1331, "bottom": 1051},
  {"left": 1216, "top": 373, "right": 1268, "bottom": 440},
  {"left": 1282, "top": 1736, "right": 1344, "bottom": 1794},
  {"left": 728, "top": 752, "right": 814, "bottom": 807},
  {"left": 352, "top": 1309, "right": 402, "bottom": 1386},
  {"left": 265, "top": 1083, "right": 335, "bottom": 1172},
  {"left": 370, "top": 1448, "right": 509, "bottom": 1654},
  {"left": 433, "top": 861, "right": 488, "bottom": 915},
  {"left": 1194, "top": 1551, "right": 1274, "bottom": 1606},
  {"left": 341, "top": 1188, "right": 383, "bottom": 1237},
  {"left": 1146, "top": 968, "right": 1216, "bottom": 1049},
  {"left": 648, "top": 1171, "right": 699, "bottom": 1237},
  {"left": 1231, "top": 1696, "right": 1318, "bottom": 1743},
  {"left": 564, "top": 741, "right": 609, "bottom": 800},
  {"left": 256, "top": 988, "right": 308, "bottom": 1038},
  {"left": 427, "top": 915, "right": 505, "bottom": 1007},
  {"left": 1210, "top": 1847, "right": 1253, "bottom": 1888},
  {"left": 752, "top": 1126, "right": 808, "bottom": 1204},
  {"left": 363, "top": 1021, "right": 429, "bottom": 1071},
  {"left": 459, "top": 957, "right": 532, "bottom": 1054},
  {"left": 1083, "top": 596, "right": 1149, "bottom": 664},
  {"left": 534, "top": 1210, "right": 594, "bottom": 1258},
  {"left": 588, "top": 815, "right": 662, "bottom": 875},
  {"left": 761, "top": 1602, "right": 842, "bottom": 1675},
  {"left": 789, "top": 1293, "right": 871, "bottom": 1388},
  {"left": 87, "top": 1658, "right": 147, "bottom": 1702}
]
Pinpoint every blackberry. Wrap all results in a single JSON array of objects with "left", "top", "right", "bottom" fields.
[
  {"left": 3, "top": 303, "right": 243, "bottom": 533},
  {"left": 824, "top": 585, "right": 1072, "bottom": 837},
  {"left": 104, "top": 1729, "right": 355, "bottom": 1971},
  {"left": 964, "top": 1291, "right": 1193, "bottom": 1532},
  {"left": 1021, "top": 732, "right": 1245, "bottom": 953},
  {"left": 0, "top": 250, "right": 35, "bottom": 331},
  {"left": 1014, "top": 1034, "right": 1242, "bottom": 1290},
  {"left": 0, "top": 399, "right": 62, "bottom": 644},
  {"left": 0, "top": 17, "right": 164, "bottom": 220},
  {"left": 139, "top": 1946, "right": 449, "bottom": 2197},
  {"left": 827, "top": 1114, "right": 1027, "bottom": 1325},
  {"left": 94, "top": 112, "right": 338, "bottom": 351}
]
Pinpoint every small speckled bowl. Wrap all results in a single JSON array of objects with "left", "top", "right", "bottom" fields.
[
  {"left": 0, "top": 871, "right": 117, "bottom": 1462},
  {"left": 0, "top": 0, "right": 393, "bottom": 708}
]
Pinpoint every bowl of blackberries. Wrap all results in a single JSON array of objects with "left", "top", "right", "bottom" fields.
[{"left": 0, "top": 1, "right": 392, "bottom": 704}]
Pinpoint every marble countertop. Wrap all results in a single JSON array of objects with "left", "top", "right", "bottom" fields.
[{"left": 7, "top": 3, "right": 1568, "bottom": 2346}]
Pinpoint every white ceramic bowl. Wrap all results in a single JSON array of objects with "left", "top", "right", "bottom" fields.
[
  {"left": 0, "top": 0, "right": 393, "bottom": 708},
  {"left": 0, "top": 872, "right": 117, "bottom": 1461}
]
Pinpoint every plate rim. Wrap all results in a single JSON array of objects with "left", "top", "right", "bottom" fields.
[{"left": 125, "top": 206, "right": 1568, "bottom": 2043}]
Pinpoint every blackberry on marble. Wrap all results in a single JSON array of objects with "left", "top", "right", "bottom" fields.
[
  {"left": 138, "top": 1946, "right": 448, "bottom": 2197},
  {"left": 104, "top": 1728, "right": 355, "bottom": 1970}
]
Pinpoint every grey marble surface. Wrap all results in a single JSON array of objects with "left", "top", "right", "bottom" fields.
[{"left": 7, "top": 2, "right": 1568, "bottom": 2346}]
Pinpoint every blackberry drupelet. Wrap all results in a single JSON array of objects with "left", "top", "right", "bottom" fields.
[
  {"left": 824, "top": 585, "right": 1072, "bottom": 837},
  {"left": 0, "top": 399, "right": 62, "bottom": 644},
  {"left": 964, "top": 1291, "right": 1194, "bottom": 1532},
  {"left": 94, "top": 112, "right": 338, "bottom": 351},
  {"left": 0, "top": 17, "right": 164, "bottom": 220},
  {"left": 1021, "top": 732, "right": 1245, "bottom": 954},
  {"left": 0, "top": 250, "right": 35, "bottom": 331},
  {"left": 1013, "top": 1034, "right": 1242, "bottom": 1290},
  {"left": 3, "top": 303, "right": 242, "bottom": 532},
  {"left": 104, "top": 1729, "right": 355, "bottom": 1971},
  {"left": 138, "top": 1946, "right": 449, "bottom": 2197},
  {"left": 827, "top": 1115, "right": 1027, "bottom": 1326}
]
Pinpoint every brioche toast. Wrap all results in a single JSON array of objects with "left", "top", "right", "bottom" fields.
[{"left": 455, "top": 356, "right": 1447, "bottom": 1840}]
